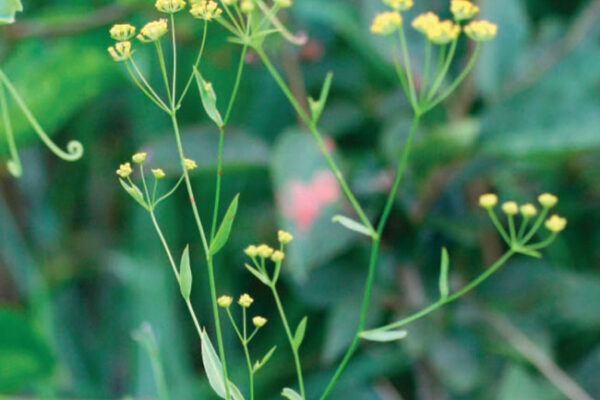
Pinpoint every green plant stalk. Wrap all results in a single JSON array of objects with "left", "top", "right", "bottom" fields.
[
  {"left": 241, "top": 307, "right": 255, "bottom": 400},
  {"left": 177, "top": 21, "right": 208, "bottom": 109},
  {"left": 488, "top": 209, "right": 511, "bottom": 245},
  {"left": 517, "top": 216, "right": 530, "bottom": 241},
  {"left": 270, "top": 283, "right": 305, "bottom": 399},
  {"left": 0, "top": 80, "right": 22, "bottom": 177},
  {"left": 397, "top": 26, "right": 419, "bottom": 111},
  {"left": 419, "top": 39, "right": 432, "bottom": 106},
  {"left": 320, "top": 114, "right": 421, "bottom": 400},
  {"left": 364, "top": 249, "right": 515, "bottom": 333},
  {"left": 426, "top": 38, "right": 458, "bottom": 103},
  {"left": 254, "top": 46, "right": 375, "bottom": 234},
  {"left": 522, "top": 207, "right": 550, "bottom": 243}
]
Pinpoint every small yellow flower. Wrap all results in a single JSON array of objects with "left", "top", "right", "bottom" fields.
[
  {"left": 271, "top": 250, "right": 285, "bottom": 263},
  {"left": 137, "top": 19, "right": 169, "bottom": 42},
  {"left": 218, "top": 295, "right": 233, "bottom": 307},
  {"left": 383, "top": 0, "right": 413, "bottom": 11},
  {"left": 274, "top": 0, "right": 292, "bottom": 7},
  {"left": 108, "top": 41, "right": 132, "bottom": 62},
  {"left": 110, "top": 24, "right": 136, "bottom": 41},
  {"left": 238, "top": 293, "right": 254, "bottom": 308},
  {"left": 450, "top": 0, "right": 479, "bottom": 21},
  {"left": 502, "top": 201, "right": 519, "bottom": 216},
  {"left": 426, "top": 20, "right": 461, "bottom": 45},
  {"left": 190, "top": 0, "right": 223, "bottom": 20},
  {"left": 412, "top": 12, "right": 440, "bottom": 34},
  {"left": 520, "top": 203, "right": 538, "bottom": 218},
  {"left": 152, "top": 169, "right": 166, "bottom": 179},
  {"left": 479, "top": 193, "right": 498, "bottom": 209},
  {"left": 244, "top": 245, "right": 258, "bottom": 257},
  {"left": 155, "top": 0, "right": 187, "bottom": 13},
  {"left": 545, "top": 215, "right": 567, "bottom": 233},
  {"left": 464, "top": 20, "right": 498, "bottom": 42},
  {"left": 538, "top": 193, "right": 558, "bottom": 208},
  {"left": 371, "top": 11, "right": 403, "bottom": 35},
  {"left": 184, "top": 158, "right": 198, "bottom": 171},
  {"left": 116, "top": 162, "right": 133, "bottom": 178},
  {"left": 132, "top": 152, "right": 147, "bottom": 164},
  {"left": 240, "top": 0, "right": 255, "bottom": 13},
  {"left": 256, "top": 244, "right": 274, "bottom": 259},
  {"left": 278, "top": 230, "right": 294, "bottom": 245},
  {"left": 252, "top": 316, "right": 267, "bottom": 327}
]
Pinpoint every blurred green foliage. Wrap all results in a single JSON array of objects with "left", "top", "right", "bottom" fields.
[{"left": 1, "top": 0, "right": 600, "bottom": 399}]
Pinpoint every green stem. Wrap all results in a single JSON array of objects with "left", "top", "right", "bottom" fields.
[
  {"left": 522, "top": 208, "right": 550, "bottom": 244},
  {"left": 155, "top": 41, "right": 173, "bottom": 106},
  {"left": 320, "top": 114, "right": 421, "bottom": 400},
  {"left": 270, "top": 284, "right": 305, "bottom": 399},
  {"left": 397, "top": 27, "right": 419, "bottom": 112},
  {"left": 426, "top": 38, "right": 458, "bottom": 103},
  {"left": 0, "top": 68, "right": 84, "bottom": 162},
  {"left": 365, "top": 249, "right": 515, "bottom": 333},
  {"left": 242, "top": 341, "right": 255, "bottom": 400},
  {"left": 126, "top": 59, "right": 170, "bottom": 112},
  {"left": 170, "top": 14, "right": 178, "bottom": 109},
  {"left": 255, "top": 46, "right": 375, "bottom": 234},
  {"left": 169, "top": 113, "right": 232, "bottom": 400},
  {"left": 517, "top": 216, "right": 530, "bottom": 241},
  {"left": 508, "top": 214, "right": 516, "bottom": 243},
  {"left": 0, "top": 80, "right": 22, "bottom": 177},
  {"left": 177, "top": 21, "right": 208, "bottom": 109},
  {"left": 419, "top": 39, "right": 432, "bottom": 106},
  {"left": 488, "top": 208, "right": 511, "bottom": 245}
]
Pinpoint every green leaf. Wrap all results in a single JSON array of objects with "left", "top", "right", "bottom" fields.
[
  {"left": 179, "top": 245, "right": 192, "bottom": 300},
  {"left": 439, "top": 247, "right": 450, "bottom": 299},
  {"left": 200, "top": 329, "right": 245, "bottom": 400},
  {"left": 253, "top": 346, "right": 277, "bottom": 372},
  {"left": 193, "top": 68, "right": 223, "bottom": 128},
  {"left": 209, "top": 194, "right": 240, "bottom": 255},
  {"left": 359, "top": 329, "right": 408, "bottom": 342},
  {"left": 244, "top": 263, "right": 270, "bottom": 285},
  {"left": 293, "top": 316, "right": 308, "bottom": 349},
  {"left": 281, "top": 388, "right": 303, "bottom": 400},
  {"left": 332, "top": 215, "right": 374, "bottom": 238},
  {"left": 0, "top": 0, "right": 22, "bottom": 25},
  {"left": 131, "top": 323, "right": 170, "bottom": 400},
  {"left": 119, "top": 179, "right": 149, "bottom": 210},
  {"left": 308, "top": 72, "right": 333, "bottom": 124}
]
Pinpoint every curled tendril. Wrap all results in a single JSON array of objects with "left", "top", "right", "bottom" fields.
[
  {"left": 256, "top": 0, "right": 308, "bottom": 46},
  {"left": 0, "top": 68, "right": 84, "bottom": 177}
]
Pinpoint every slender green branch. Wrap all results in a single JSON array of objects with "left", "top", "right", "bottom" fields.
[
  {"left": 177, "top": 21, "right": 208, "bottom": 109},
  {"left": 154, "top": 175, "right": 185, "bottom": 207},
  {"left": 155, "top": 41, "right": 173, "bottom": 106},
  {"left": 419, "top": 39, "right": 432, "bottom": 106},
  {"left": 426, "top": 38, "right": 458, "bottom": 103},
  {"left": 126, "top": 59, "right": 171, "bottom": 112},
  {"left": 170, "top": 14, "right": 178, "bottom": 109},
  {"left": 0, "top": 80, "right": 22, "bottom": 177},
  {"left": 522, "top": 208, "right": 550, "bottom": 244},
  {"left": 488, "top": 209, "right": 511, "bottom": 245},
  {"left": 397, "top": 26, "right": 419, "bottom": 111}
]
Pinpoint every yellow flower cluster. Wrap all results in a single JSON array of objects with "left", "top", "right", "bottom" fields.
[
  {"left": 110, "top": 24, "right": 136, "bottom": 41},
  {"left": 383, "top": 0, "right": 413, "bottom": 11},
  {"left": 190, "top": 0, "right": 223, "bottom": 20},
  {"left": 412, "top": 12, "right": 439, "bottom": 33},
  {"left": 275, "top": 0, "right": 293, "bottom": 8},
  {"left": 240, "top": 0, "right": 255, "bottom": 13},
  {"left": 501, "top": 201, "right": 518, "bottom": 216},
  {"left": 538, "top": 193, "right": 558, "bottom": 208},
  {"left": 132, "top": 152, "right": 147, "bottom": 164},
  {"left": 545, "top": 215, "right": 567, "bottom": 233},
  {"left": 479, "top": 193, "right": 498, "bottom": 209},
  {"left": 426, "top": 20, "right": 461, "bottom": 45},
  {"left": 464, "top": 20, "right": 498, "bottom": 42},
  {"left": 252, "top": 316, "right": 268, "bottom": 327},
  {"left": 520, "top": 203, "right": 538, "bottom": 218},
  {"left": 155, "top": 0, "right": 187, "bottom": 13},
  {"left": 450, "top": 0, "right": 479, "bottom": 21},
  {"left": 278, "top": 230, "right": 294, "bottom": 244},
  {"left": 108, "top": 41, "right": 132, "bottom": 62},
  {"left": 184, "top": 158, "right": 198, "bottom": 171},
  {"left": 218, "top": 295, "right": 233, "bottom": 307},
  {"left": 238, "top": 293, "right": 254, "bottom": 308},
  {"left": 137, "top": 19, "right": 169, "bottom": 42},
  {"left": 116, "top": 162, "right": 133, "bottom": 178},
  {"left": 370, "top": 11, "right": 402, "bottom": 35}
]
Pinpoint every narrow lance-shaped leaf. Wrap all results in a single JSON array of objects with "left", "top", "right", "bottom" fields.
[
  {"left": 332, "top": 215, "right": 374, "bottom": 238},
  {"left": 253, "top": 346, "right": 277, "bottom": 372},
  {"left": 281, "top": 388, "right": 302, "bottom": 400},
  {"left": 244, "top": 263, "right": 271, "bottom": 285},
  {"left": 119, "top": 179, "right": 150, "bottom": 210},
  {"left": 359, "top": 329, "right": 408, "bottom": 342},
  {"left": 200, "top": 329, "right": 245, "bottom": 400},
  {"left": 193, "top": 68, "right": 223, "bottom": 128},
  {"left": 179, "top": 245, "right": 192, "bottom": 300},
  {"left": 308, "top": 71, "right": 333, "bottom": 124},
  {"left": 210, "top": 194, "right": 240, "bottom": 255},
  {"left": 293, "top": 316, "right": 308, "bottom": 350},
  {"left": 0, "top": 0, "right": 23, "bottom": 25},
  {"left": 439, "top": 247, "right": 449, "bottom": 299}
]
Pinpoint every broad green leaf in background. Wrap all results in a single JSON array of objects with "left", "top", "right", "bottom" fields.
[
  {"left": 0, "top": 308, "right": 55, "bottom": 392},
  {"left": 209, "top": 194, "right": 240, "bottom": 255},
  {"left": 281, "top": 387, "right": 302, "bottom": 400},
  {"left": 200, "top": 329, "right": 245, "bottom": 400},
  {"left": 498, "top": 366, "right": 561, "bottom": 400},
  {"left": 0, "top": 0, "right": 22, "bottom": 24},
  {"left": 178, "top": 245, "right": 192, "bottom": 300},
  {"left": 131, "top": 323, "right": 170, "bottom": 400},
  {"left": 359, "top": 329, "right": 408, "bottom": 342}
]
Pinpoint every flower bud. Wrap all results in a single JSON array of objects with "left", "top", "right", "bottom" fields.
[
  {"left": 155, "top": 0, "right": 186, "bottom": 13},
  {"left": 383, "top": 0, "right": 413, "bottom": 11},
  {"left": 371, "top": 11, "right": 403, "bottom": 35},
  {"left": 152, "top": 169, "right": 166, "bottom": 179},
  {"left": 450, "top": 0, "right": 479, "bottom": 21},
  {"left": 238, "top": 293, "right": 254, "bottom": 308},
  {"left": 278, "top": 230, "right": 294, "bottom": 245},
  {"left": 110, "top": 24, "right": 136, "bottom": 41},
  {"left": 108, "top": 41, "right": 132, "bottom": 62},
  {"left": 256, "top": 244, "right": 274, "bottom": 259},
  {"left": 412, "top": 12, "right": 440, "bottom": 34},
  {"left": 116, "top": 162, "right": 133, "bottom": 178},
  {"left": 501, "top": 201, "right": 519, "bottom": 216},
  {"left": 132, "top": 152, "right": 147, "bottom": 164},
  {"left": 479, "top": 193, "right": 498, "bottom": 209},
  {"left": 426, "top": 20, "right": 461, "bottom": 45},
  {"left": 545, "top": 215, "right": 567, "bottom": 233},
  {"left": 252, "top": 316, "right": 267, "bottom": 327},
  {"left": 244, "top": 245, "right": 258, "bottom": 257},
  {"left": 240, "top": 0, "right": 255, "bottom": 13},
  {"left": 464, "top": 20, "right": 498, "bottom": 42},
  {"left": 271, "top": 250, "right": 285, "bottom": 263},
  {"left": 190, "top": 0, "right": 223, "bottom": 20},
  {"left": 137, "top": 19, "right": 169, "bottom": 42},
  {"left": 538, "top": 193, "right": 558, "bottom": 208},
  {"left": 184, "top": 158, "right": 198, "bottom": 171},
  {"left": 520, "top": 203, "right": 538, "bottom": 218},
  {"left": 218, "top": 295, "right": 233, "bottom": 307}
]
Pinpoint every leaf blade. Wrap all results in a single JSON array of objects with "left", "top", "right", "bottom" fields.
[
  {"left": 179, "top": 245, "right": 192, "bottom": 300},
  {"left": 293, "top": 316, "right": 308, "bottom": 350},
  {"left": 200, "top": 329, "right": 245, "bottom": 400},
  {"left": 281, "top": 388, "right": 302, "bottom": 400},
  {"left": 439, "top": 247, "right": 450, "bottom": 299},
  {"left": 0, "top": 0, "right": 23, "bottom": 25},
  {"left": 332, "top": 215, "right": 374, "bottom": 238},
  {"left": 359, "top": 329, "right": 408, "bottom": 342},
  {"left": 193, "top": 68, "right": 223, "bottom": 128},
  {"left": 210, "top": 194, "right": 240, "bottom": 255}
]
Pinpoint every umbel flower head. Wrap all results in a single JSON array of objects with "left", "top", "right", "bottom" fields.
[
  {"left": 479, "top": 193, "right": 498, "bottom": 209},
  {"left": 132, "top": 152, "right": 147, "bottom": 164},
  {"left": 256, "top": 244, "right": 274, "bottom": 259},
  {"left": 383, "top": 0, "right": 413, "bottom": 11},
  {"left": 464, "top": 20, "right": 498, "bottom": 42},
  {"left": 156, "top": 0, "right": 187, "bottom": 13},
  {"left": 451, "top": 0, "right": 479, "bottom": 21},
  {"left": 152, "top": 169, "right": 166, "bottom": 179},
  {"left": 426, "top": 20, "right": 461, "bottom": 45},
  {"left": 271, "top": 250, "right": 285, "bottom": 263},
  {"left": 240, "top": 0, "right": 255, "bottom": 13},
  {"left": 520, "top": 203, "right": 538, "bottom": 218},
  {"left": 116, "top": 162, "right": 133, "bottom": 178},
  {"left": 252, "top": 316, "right": 267, "bottom": 327},
  {"left": 244, "top": 245, "right": 258, "bottom": 257},
  {"left": 545, "top": 214, "right": 567, "bottom": 233},
  {"left": 190, "top": 0, "right": 222, "bottom": 20},
  {"left": 184, "top": 158, "right": 198, "bottom": 171},
  {"left": 371, "top": 11, "right": 403, "bottom": 35},
  {"left": 412, "top": 12, "right": 440, "bottom": 34},
  {"left": 238, "top": 293, "right": 254, "bottom": 308},
  {"left": 274, "top": 0, "right": 293, "bottom": 8},
  {"left": 108, "top": 41, "right": 132, "bottom": 62},
  {"left": 538, "top": 193, "right": 558, "bottom": 208},
  {"left": 501, "top": 201, "right": 519, "bottom": 216},
  {"left": 137, "top": 19, "right": 169, "bottom": 42},
  {"left": 278, "top": 230, "right": 294, "bottom": 245},
  {"left": 110, "top": 24, "right": 136, "bottom": 41},
  {"left": 218, "top": 295, "right": 233, "bottom": 308}
]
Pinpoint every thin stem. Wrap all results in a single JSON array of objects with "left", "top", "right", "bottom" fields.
[
  {"left": 397, "top": 27, "right": 419, "bottom": 112},
  {"left": 366, "top": 250, "right": 515, "bottom": 333},
  {"left": 419, "top": 39, "right": 432, "bottom": 106},
  {"left": 0, "top": 68, "right": 83, "bottom": 162},
  {"left": 154, "top": 175, "right": 185, "bottom": 207},
  {"left": 177, "top": 21, "right": 208, "bottom": 109},
  {"left": 255, "top": 46, "right": 375, "bottom": 234},
  {"left": 517, "top": 216, "right": 530, "bottom": 241},
  {"left": 488, "top": 209, "right": 511, "bottom": 245},
  {"left": 127, "top": 59, "right": 171, "bottom": 112},
  {"left": 389, "top": 36, "right": 411, "bottom": 99},
  {"left": 426, "top": 38, "right": 458, "bottom": 103},
  {"left": 225, "top": 307, "right": 244, "bottom": 342},
  {"left": 528, "top": 233, "right": 558, "bottom": 250},
  {"left": 170, "top": 14, "right": 178, "bottom": 109},
  {"left": 242, "top": 340, "right": 255, "bottom": 400},
  {"left": 522, "top": 208, "right": 550, "bottom": 244},
  {"left": 508, "top": 214, "right": 517, "bottom": 243},
  {"left": 270, "top": 284, "right": 305, "bottom": 399},
  {"left": 0, "top": 80, "right": 22, "bottom": 177},
  {"left": 155, "top": 41, "right": 173, "bottom": 106}
]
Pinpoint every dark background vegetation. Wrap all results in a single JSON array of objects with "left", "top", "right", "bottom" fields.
[{"left": 1, "top": 0, "right": 600, "bottom": 398}]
